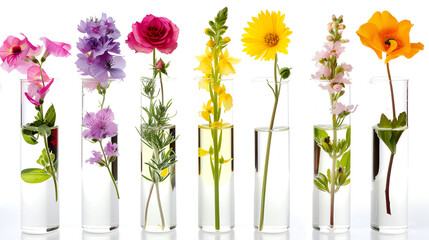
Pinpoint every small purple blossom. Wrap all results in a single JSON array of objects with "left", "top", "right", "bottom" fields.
[
  {"left": 90, "top": 53, "right": 126, "bottom": 87},
  {"left": 104, "top": 142, "right": 119, "bottom": 157},
  {"left": 82, "top": 108, "right": 117, "bottom": 140},
  {"left": 78, "top": 13, "right": 120, "bottom": 39},
  {"left": 86, "top": 150, "right": 103, "bottom": 164}
]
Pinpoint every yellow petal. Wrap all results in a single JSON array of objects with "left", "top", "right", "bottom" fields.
[
  {"left": 198, "top": 148, "right": 209, "bottom": 157},
  {"left": 220, "top": 93, "right": 233, "bottom": 112},
  {"left": 161, "top": 168, "right": 169, "bottom": 178},
  {"left": 198, "top": 79, "right": 210, "bottom": 91},
  {"left": 201, "top": 111, "right": 210, "bottom": 122}
]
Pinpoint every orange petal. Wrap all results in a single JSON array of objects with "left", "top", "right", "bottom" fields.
[
  {"left": 404, "top": 42, "right": 424, "bottom": 59},
  {"left": 356, "top": 23, "right": 383, "bottom": 59},
  {"left": 368, "top": 11, "right": 399, "bottom": 33}
]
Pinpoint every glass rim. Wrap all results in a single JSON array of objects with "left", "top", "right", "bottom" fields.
[
  {"left": 20, "top": 78, "right": 57, "bottom": 82},
  {"left": 141, "top": 77, "right": 176, "bottom": 82},
  {"left": 81, "top": 78, "right": 121, "bottom": 83},
  {"left": 370, "top": 76, "right": 409, "bottom": 83},
  {"left": 193, "top": 77, "right": 233, "bottom": 82},
  {"left": 252, "top": 77, "right": 290, "bottom": 84}
]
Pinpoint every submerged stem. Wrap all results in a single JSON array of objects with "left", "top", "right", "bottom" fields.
[
  {"left": 155, "top": 181, "right": 166, "bottom": 230},
  {"left": 259, "top": 54, "right": 280, "bottom": 231},
  {"left": 99, "top": 141, "right": 120, "bottom": 199},
  {"left": 143, "top": 182, "right": 155, "bottom": 229}
]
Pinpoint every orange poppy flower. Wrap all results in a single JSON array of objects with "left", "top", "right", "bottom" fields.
[{"left": 356, "top": 11, "right": 424, "bottom": 63}]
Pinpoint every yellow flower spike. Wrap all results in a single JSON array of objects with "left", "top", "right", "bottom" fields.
[
  {"left": 161, "top": 168, "right": 169, "bottom": 178},
  {"left": 242, "top": 10, "right": 292, "bottom": 61},
  {"left": 195, "top": 47, "right": 213, "bottom": 74},
  {"left": 198, "top": 148, "right": 209, "bottom": 157},
  {"left": 218, "top": 48, "right": 240, "bottom": 76}
]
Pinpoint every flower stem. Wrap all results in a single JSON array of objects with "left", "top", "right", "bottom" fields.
[
  {"left": 143, "top": 182, "right": 155, "bottom": 229},
  {"left": 212, "top": 127, "right": 221, "bottom": 230},
  {"left": 385, "top": 62, "right": 396, "bottom": 215},
  {"left": 155, "top": 181, "right": 166, "bottom": 230},
  {"left": 99, "top": 141, "right": 120, "bottom": 199},
  {"left": 259, "top": 54, "right": 280, "bottom": 231},
  {"left": 329, "top": 120, "right": 338, "bottom": 228}
]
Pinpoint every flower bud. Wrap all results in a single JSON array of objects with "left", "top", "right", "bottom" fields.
[
  {"left": 332, "top": 83, "right": 343, "bottom": 92},
  {"left": 222, "top": 37, "right": 231, "bottom": 43},
  {"left": 156, "top": 59, "right": 164, "bottom": 70},
  {"left": 332, "top": 14, "right": 337, "bottom": 21},
  {"left": 279, "top": 67, "right": 291, "bottom": 79},
  {"left": 327, "top": 35, "right": 334, "bottom": 41},
  {"left": 333, "top": 22, "right": 339, "bottom": 28},
  {"left": 207, "top": 39, "right": 215, "bottom": 48},
  {"left": 339, "top": 24, "right": 346, "bottom": 30}
]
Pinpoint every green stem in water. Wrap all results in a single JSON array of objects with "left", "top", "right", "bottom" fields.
[
  {"left": 99, "top": 141, "right": 120, "bottom": 199},
  {"left": 143, "top": 182, "right": 155, "bottom": 229},
  {"left": 155, "top": 181, "right": 166, "bottom": 230},
  {"left": 385, "top": 62, "right": 397, "bottom": 215},
  {"left": 329, "top": 115, "right": 338, "bottom": 228},
  {"left": 259, "top": 54, "right": 280, "bottom": 231}
]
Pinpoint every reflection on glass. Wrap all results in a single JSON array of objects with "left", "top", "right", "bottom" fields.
[
  {"left": 312, "top": 230, "right": 350, "bottom": 240},
  {"left": 199, "top": 229, "right": 235, "bottom": 240},
  {"left": 82, "top": 229, "right": 119, "bottom": 240},
  {"left": 254, "top": 230, "right": 289, "bottom": 240},
  {"left": 141, "top": 229, "right": 177, "bottom": 240},
  {"left": 22, "top": 231, "right": 59, "bottom": 240},
  {"left": 371, "top": 230, "right": 407, "bottom": 240}
]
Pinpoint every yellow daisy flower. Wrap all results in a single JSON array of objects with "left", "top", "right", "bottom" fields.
[
  {"left": 218, "top": 48, "right": 240, "bottom": 76},
  {"left": 242, "top": 10, "right": 292, "bottom": 61},
  {"left": 195, "top": 47, "right": 213, "bottom": 74}
]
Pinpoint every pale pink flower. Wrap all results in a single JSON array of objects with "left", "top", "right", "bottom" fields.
[
  {"left": 331, "top": 101, "right": 357, "bottom": 115},
  {"left": 332, "top": 72, "right": 351, "bottom": 85},
  {"left": 27, "top": 65, "right": 50, "bottom": 83},
  {"left": 83, "top": 80, "right": 99, "bottom": 92},
  {"left": 341, "top": 63, "right": 352, "bottom": 72},
  {"left": 324, "top": 41, "right": 345, "bottom": 58},
  {"left": 333, "top": 84, "right": 343, "bottom": 92},
  {"left": 313, "top": 50, "right": 330, "bottom": 61},
  {"left": 312, "top": 65, "right": 330, "bottom": 80}
]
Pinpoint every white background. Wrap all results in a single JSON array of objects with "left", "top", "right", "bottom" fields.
[{"left": 1, "top": 0, "right": 429, "bottom": 239}]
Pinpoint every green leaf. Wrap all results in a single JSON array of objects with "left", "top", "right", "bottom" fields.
[
  {"left": 375, "top": 112, "right": 407, "bottom": 154},
  {"left": 45, "top": 105, "right": 56, "bottom": 127},
  {"left": 37, "top": 124, "right": 51, "bottom": 137},
  {"left": 377, "top": 114, "right": 392, "bottom": 128},
  {"left": 340, "top": 151, "right": 351, "bottom": 173},
  {"left": 343, "top": 179, "right": 351, "bottom": 186},
  {"left": 22, "top": 129, "right": 38, "bottom": 145},
  {"left": 21, "top": 168, "right": 51, "bottom": 183}
]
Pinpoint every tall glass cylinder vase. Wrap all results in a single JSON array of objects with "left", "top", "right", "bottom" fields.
[
  {"left": 140, "top": 78, "right": 177, "bottom": 232},
  {"left": 253, "top": 78, "right": 290, "bottom": 233},
  {"left": 82, "top": 79, "right": 120, "bottom": 233},
  {"left": 21, "top": 79, "right": 59, "bottom": 234},
  {"left": 312, "top": 81, "right": 351, "bottom": 233},
  {"left": 370, "top": 77, "right": 408, "bottom": 234},
  {"left": 198, "top": 78, "right": 234, "bottom": 232}
]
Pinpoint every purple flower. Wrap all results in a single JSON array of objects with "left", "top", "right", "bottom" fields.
[
  {"left": 77, "top": 36, "right": 120, "bottom": 58},
  {"left": 78, "top": 13, "right": 120, "bottom": 39},
  {"left": 86, "top": 150, "right": 103, "bottom": 164},
  {"left": 82, "top": 108, "right": 117, "bottom": 140},
  {"left": 104, "top": 142, "right": 119, "bottom": 157},
  {"left": 90, "top": 53, "right": 125, "bottom": 87}
]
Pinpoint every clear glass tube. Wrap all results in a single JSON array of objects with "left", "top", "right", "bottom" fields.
[
  {"left": 82, "top": 79, "right": 120, "bottom": 232},
  {"left": 312, "top": 81, "right": 351, "bottom": 233},
  {"left": 140, "top": 77, "right": 177, "bottom": 232},
  {"left": 252, "top": 78, "right": 290, "bottom": 233},
  {"left": 21, "top": 79, "right": 59, "bottom": 234},
  {"left": 198, "top": 78, "right": 234, "bottom": 232},
  {"left": 370, "top": 77, "right": 408, "bottom": 234}
]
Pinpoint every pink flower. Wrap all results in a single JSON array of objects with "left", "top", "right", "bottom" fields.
[
  {"left": 0, "top": 34, "right": 41, "bottom": 74},
  {"left": 25, "top": 78, "right": 54, "bottom": 106},
  {"left": 324, "top": 42, "right": 345, "bottom": 58},
  {"left": 313, "top": 50, "right": 330, "bottom": 61},
  {"left": 27, "top": 65, "right": 50, "bottom": 82},
  {"left": 40, "top": 37, "right": 71, "bottom": 58},
  {"left": 333, "top": 84, "right": 343, "bottom": 92},
  {"left": 156, "top": 59, "right": 164, "bottom": 69},
  {"left": 126, "top": 15, "right": 179, "bottom": 54},
  {"left": 331, "top": 101, "right": 357, "bottom": 115},
  {"left": 83, "top": 80, "right": 99, "bottom": 92},
  {"left": 341, "top": 63, "right": 353, "bottom": 72},
  {"left": 332, "top": 72, "right": 351, "bottom": 85},
  {"left": 86, "top": 151, "right": 103, "bottom": 164},
  {"left": 312, "top": 65, "right": 330, "bottom": 80},
  {"left": 82, "top": 108, "right": 117, "bottom": 140}
]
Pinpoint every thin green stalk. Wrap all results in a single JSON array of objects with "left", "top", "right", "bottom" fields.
[
  {"left": 155, "top": 182, "right": 166, "bottom": 230},
  {"left": 259, "top": 54, "right": 280, "bottom": 231},
  {"left": 329, "top": 116, "right": 338, "bottom": 228},
  {"left": 143, "top": 182, "right": 155, "bottom": 229},
  {"left": 99, "top": 141, "right": 120, "bottom": 199},
  {"left": 38, "top": 67, "right": 58, "bottom": 202},
  {"left": 385, "top": 62, "right": 396, "bottom": 215}
]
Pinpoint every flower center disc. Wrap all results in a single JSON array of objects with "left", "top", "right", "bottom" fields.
[
  {"left": 12, "top": 45, "right": 22, "bottom": 54},
  {"left": 264, "top": 33, "right": 279, "bottom": 47}
]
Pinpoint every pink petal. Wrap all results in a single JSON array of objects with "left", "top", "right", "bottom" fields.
[
  {"left": 38, "top": 78, "right": 54, "bottom": 94},
  {"left": 25, "top": 92, "right": 40, "bottom": 106}
]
